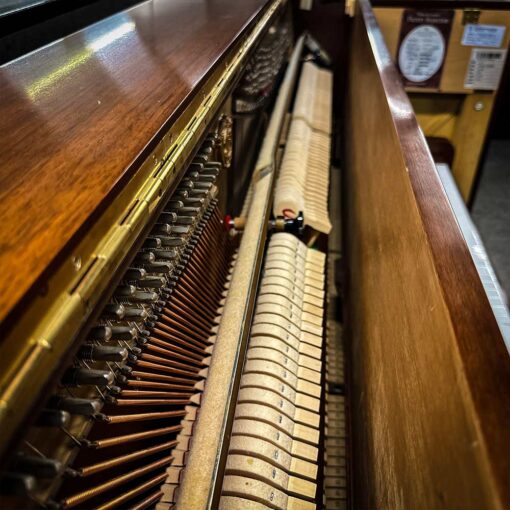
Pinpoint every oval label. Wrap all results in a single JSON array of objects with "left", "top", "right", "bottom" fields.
[{"left": 398, "top": 24, "right": 445, "bottom": 83}]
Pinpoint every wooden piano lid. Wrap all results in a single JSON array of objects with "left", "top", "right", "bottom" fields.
[{"left": 0, "top": 0, "right": 272, "bottom": 325}]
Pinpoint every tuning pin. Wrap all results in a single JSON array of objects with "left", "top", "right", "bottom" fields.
[
  {"left": 143, "top": 237, "right": 162, "bottom": 249},
  {"left": 128, "top": 346, "right": 142, "bottom": 362},
  {"left": 35, "top": 409, "right": 70, "bottom": 428},
  {"left": 136, "top": 336, "right": 148, "bottom": 346},
  {"left": 101, "top": 304, "right": 125, "bottom": 320},
  {"left": 141, "top": 261, "right": 172, "bottom": 273},
  {"left": 172, "top": 215, "right": 194, "bottom": 226},
  {"left": 193, "top": 154, "right": 208, "bottom": 164},
  {"left": 198, "top": 174, "right": 217, "bottom": 182},
  {"left": 131, "top": 291, "right": 159, "bottom": 303},
  {"left": 114, "top": 285, "right": 136, "bottom": 298},
  {"left": 158, "top": 237, "right": 185, "bottom": 248},
  {"left": 174, "top": 189, "right": 189, "bottom": 198},
  {"left": 204, "top": 161, "right": 222, "bottom": 170},
  {"left": 170, "top": 226, "right": 191, "bottom": 237},
  {"left": 134, "top": 252, "right": 156, "bottom": 264},
  {"left": 182, "top": 197, "right": 204, "bottom": 206},
  {"left": 0, "top": 472, "right": 36, "bottom": 495},
  {"left": 189, "top": 163, "right": 203, "bottom": 172},
  {"left": 11, "top": 454, "right": 62, "bottom": 478},
  {"left": 178, "top": 180, "right": 194, "bottom": 190},
  {"left": 122, "top": 307, "right": 149, "bottom": 321},
  {"left": 104, "top": 394, "right": 117, "bottom": 405},
  {"left": 78, "top": 345, "right": 128, "bottom": 362},
  {"left": 152, "top": 249, "right": 178, "bottom": 261},
  {"left": 159, "top": 212, "right": 177, "bottom": 224},
  {"left": 152, "top": 223, "right": 173, "bottom": 235},
  {"left": 118, "top": 365, "right": 133, "bottom": 376},
  {"left": 51, "top": 397, "right": 102, "bottom": 416},
  {"left": 110, "top": 326, "right": 138, "bottom": 341},
  {"left": 108, "top": 385, "right": 122, "bottom": 395},
  {"left": 88, "top": 325, "right": 112, "bottom": 341},
  {"left": 193, "top": 182, "right": 213, "bottom": 191},
  {"left": 178, "top": 207, "right": 200, "bottom": 217},
  {"left": 166, "top": 200, "right": 183, "bottom": 209},
  {"left": 61, "top": 368, "right": 114, "bottom": 388},
  {"left": 124, "top": 267, "right": 147, "bottom": 281},
  {"left": 142, "top": 276, "right": 166, "bottom": 288},
  {"left": 186, "top": 171, "right": 200, "bottom": 181}
]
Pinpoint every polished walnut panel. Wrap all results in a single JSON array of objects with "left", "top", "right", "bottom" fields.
[
  {"left": 0, "top": 0, "right": 271, "bottom": 324},
  {"left": 345, "top": 1, "right": 510, "bottom": 508}
]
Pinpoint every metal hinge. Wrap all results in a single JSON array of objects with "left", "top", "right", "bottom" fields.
[{"left": 463, "top": 8, "right": 481, "bottom": 25}]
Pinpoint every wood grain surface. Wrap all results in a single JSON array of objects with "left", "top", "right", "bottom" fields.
[
  {"left": 346, "top": 1, "right": 510, "bottom": 508},
  {"left": 0, "top": 0, "right": 270, "bottom": 325}
]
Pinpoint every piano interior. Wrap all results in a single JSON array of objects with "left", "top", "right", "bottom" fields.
[{"left": 0, "top": 0, "right": 508, "bottom": 509}]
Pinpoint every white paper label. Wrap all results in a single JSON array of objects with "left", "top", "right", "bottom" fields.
[
  {"left": 464, "top": 48, "right": 507, "bottom": 90},
  {"left": 398, "top": 25, "right": 445, "bottom": 83},
  {"left": 462, "top": 24, "right": 506, "bottom": 47}
]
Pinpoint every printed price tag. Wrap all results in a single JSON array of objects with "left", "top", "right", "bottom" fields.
[{"left": 464, "top": 48, "right": 507, "bottom": 90}]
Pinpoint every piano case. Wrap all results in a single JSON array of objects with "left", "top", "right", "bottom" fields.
[{"left": 0, "top": 0, "right": 508, "bottom": 508}]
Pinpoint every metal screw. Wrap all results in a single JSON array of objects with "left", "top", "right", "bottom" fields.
[{"left": 72, "top": 256, "right": 81, "bottom": 272}]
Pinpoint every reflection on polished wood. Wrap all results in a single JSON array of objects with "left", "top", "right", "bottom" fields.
[
  {"left": 0, "top": 0, "right": 270, "bottom": 325},
  {"left": 346, "top": 0, "right": 510, "bottom": 508}
]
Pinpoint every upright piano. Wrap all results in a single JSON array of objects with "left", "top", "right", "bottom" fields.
[{"left": 0, "top": 0, "right": 508, "bottom": 509}]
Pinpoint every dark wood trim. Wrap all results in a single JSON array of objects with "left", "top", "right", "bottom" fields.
[{"left": 346, "top": 0, "right": 510, "bottom": 507}]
